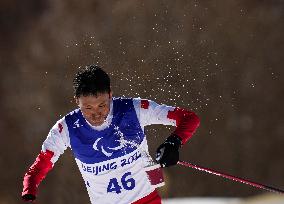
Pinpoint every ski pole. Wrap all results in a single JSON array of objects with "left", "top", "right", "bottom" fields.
[{"left": 177, "top": 161, "right": 284, "bottom": 194}]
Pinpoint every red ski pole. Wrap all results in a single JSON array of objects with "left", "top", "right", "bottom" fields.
[{"left": 178, "top": 161, "right": 284, "bottom": 194}]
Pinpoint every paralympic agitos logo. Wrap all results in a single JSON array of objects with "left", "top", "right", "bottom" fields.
[
  {"left": 92, "top": 126, "right": 140, "bottom": 157},
  {"left": 93, "top": 137, "right": 124, "bottom": 157}
]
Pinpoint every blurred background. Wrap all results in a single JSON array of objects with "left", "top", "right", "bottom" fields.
[{"left": 0, "top": 0, "right": 284, "bottom": 203}]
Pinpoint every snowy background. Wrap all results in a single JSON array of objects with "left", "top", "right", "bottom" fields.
[{"left": 0, "top": 0, "right": 284, "bottom": 203}]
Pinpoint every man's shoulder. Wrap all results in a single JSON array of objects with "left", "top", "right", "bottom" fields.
[
  {"left": 113, "top": 97, "right": 152, "bottom": 106},
  {"left": 64, "top": 108, "right": 80, "bottom": 117},
  {"left": 57, "top": 108, "right": 81, "bottom": 123}
]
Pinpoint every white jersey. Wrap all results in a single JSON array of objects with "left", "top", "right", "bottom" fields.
[{"left": 42, "top": 98, "right": 176, "bottom": 204}]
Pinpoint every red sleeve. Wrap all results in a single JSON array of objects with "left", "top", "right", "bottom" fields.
[
  {"left": 22, "top": 150, "right": 54, "bottom": 196},
  {"left": 167, "top": 108, "right": 200, "bottom": 145}
]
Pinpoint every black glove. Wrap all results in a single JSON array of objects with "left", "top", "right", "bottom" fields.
[
  {"left": 156, "top": 134, "right": 182, "bottom": 167},
  {"left": 22, "top": 194, "right": 36, "bottom": 202}
]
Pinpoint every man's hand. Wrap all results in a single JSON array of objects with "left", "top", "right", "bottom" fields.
[
  {"left": 156, "top": 134, "right": 182, "bottom": 167},
  {"left": 22, "top": 194, "right": 36, "bottom": 202}
]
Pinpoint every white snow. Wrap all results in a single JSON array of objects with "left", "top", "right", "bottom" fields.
[{"left": 163, "top": 198, "right": 240, "bottom": 204}]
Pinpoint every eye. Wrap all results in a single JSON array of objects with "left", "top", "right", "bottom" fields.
[{"left": 99, "top": 104, "right": 106, "bottom": 108}]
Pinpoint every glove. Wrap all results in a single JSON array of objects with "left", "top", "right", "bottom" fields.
[
  {"left": 22, "top": 194, "right": 36, "bottom": 202},
  {"left": 156, "top": 134, "right": 182, "bottom": 167}
]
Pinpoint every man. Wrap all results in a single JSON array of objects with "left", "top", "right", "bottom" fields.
[{"left": 22, "top": 65, "right": 200, "bottom": 204}]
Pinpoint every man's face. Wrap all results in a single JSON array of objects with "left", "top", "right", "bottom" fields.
[{"left": 76, "top": 92, "right": 112, "bottom": 126}]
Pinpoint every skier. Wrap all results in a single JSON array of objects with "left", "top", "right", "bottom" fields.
[{"left": 22, "top": 65, "right": 200, "bottom": 204}]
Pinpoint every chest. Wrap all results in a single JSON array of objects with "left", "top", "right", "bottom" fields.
[{"left": 67, "top": 106, "right": 144, "bottom": 164}]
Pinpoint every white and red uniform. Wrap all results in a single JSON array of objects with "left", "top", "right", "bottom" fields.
[{"left": 22, "top": 98, "right": 200, "bottom": 204}]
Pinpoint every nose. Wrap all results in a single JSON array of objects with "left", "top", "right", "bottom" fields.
[{"left": 91, "top": 110, "right": 103, "bottom": 118}]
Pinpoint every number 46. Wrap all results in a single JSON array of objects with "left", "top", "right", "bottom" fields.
[{"left": 107, "top": 172, "right": 135, "bottom": 194}]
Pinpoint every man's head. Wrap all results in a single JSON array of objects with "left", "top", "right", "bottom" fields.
[
  {"left": 73, "top": 65, "right": 111, "bottom": 97},
  {"left": 73, "top": 65, "right": 112, "bottom": 126}
]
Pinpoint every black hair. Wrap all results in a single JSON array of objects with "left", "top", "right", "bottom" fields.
[{"left": 73, "top": 65, "right": 111, "bottom": 97}]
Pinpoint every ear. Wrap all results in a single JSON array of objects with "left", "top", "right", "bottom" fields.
[
  {"left": 109, "top": 91, "right": 113, "bottom": 99},
  {"left": 74, "top": 96, "right": 79, "bottom": 105}
]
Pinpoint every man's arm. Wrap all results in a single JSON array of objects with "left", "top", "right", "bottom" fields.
[
  {"left": 166, "top": 107, "right": 200, "bottom": 144},
  {"left": 133, "top": 98, "right": 200, "bottom": 143},
  {"left": 22, "top": 118, "right": 70, "bottom": 201},
  {"left": 133, "top": 98, "right": 200, "bottom": 167}
]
